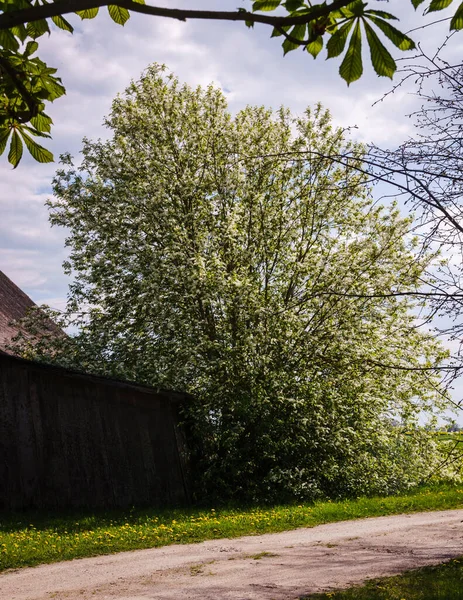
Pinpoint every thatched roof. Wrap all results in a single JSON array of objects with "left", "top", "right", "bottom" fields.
[{"left": 0, "top": 270, "right": 64, "bottom": 355}]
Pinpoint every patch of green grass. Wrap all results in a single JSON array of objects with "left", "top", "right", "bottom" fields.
[
  {"left": 245, "top": 551, "right": 279, "bottom": 560},
  {"left": 301, "top": 557, "right": 463, "bottom": 599},
  {"left": 1, "top": 482, "right": 462, "bottom": 572}
]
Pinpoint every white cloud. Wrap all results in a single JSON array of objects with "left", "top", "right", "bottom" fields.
[{"left": 2, "top": 2, "right": 457, "bottom": 297}]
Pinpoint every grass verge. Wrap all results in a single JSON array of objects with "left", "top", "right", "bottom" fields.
[
  {"left": 1, "top": 482, "right": 462, "bottom": 572},
  {"left": 301, "top": 557, "right": 463, "bottom": 599}
]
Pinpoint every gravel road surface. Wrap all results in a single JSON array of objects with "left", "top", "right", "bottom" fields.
[{"left": 1, "top": 509, "right": 463, "bottom": 600}]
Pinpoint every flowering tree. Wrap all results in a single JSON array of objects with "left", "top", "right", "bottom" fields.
[{"left": 28, "top": 65, "right": 450, "bottom": 501}]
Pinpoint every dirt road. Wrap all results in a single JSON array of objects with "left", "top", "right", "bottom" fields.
[{"left": 1, "top": 509, "right": 463, "bottom": 600}]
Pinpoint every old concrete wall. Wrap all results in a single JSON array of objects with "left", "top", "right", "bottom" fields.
[{"left": 0, "top": 352, "right": 190, "bottom": 509}]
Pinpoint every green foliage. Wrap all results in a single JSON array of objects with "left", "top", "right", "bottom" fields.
[
  {"left": 76, "top": 7, "right": 100, "bottom": 19},
  {"left": 306, "top": 35, "right": 323, "bottom": 58},
  {"left": 253, "top": 0, "right": 282, "bottom": 11},
  {"left": 1, "top": 483, "right": 462, "bottom": 571},
  {"left": 16, "top": 65, "right": 454, "bottom": 503},
  {"left": 267, "top": 1, "right": 418, "bottom": 83},
  {"left": 302, "top": 557, "right": 463, "bottom": 599},
  {"left": 364, "top": 21, "right": 396, "bottom": 79},
  {"left": 326, "top": 21, "right": 354, "bottom": 58},
  {"left": 0, "top": 1, "right": 462, "bottom": 164},
  {"left": 339, "top": 20, "right": 363, "bottom": 83},
  {"left": 0, "top": 41, "right": 64, "bottom": 166},
  {"left": 451, "top": 2, "right": 463, "bottom": 28},
  {"left": 107, "top": 5, "right": 130, "bottom": 25},
  {"left": 428, "top": 0, "right": 455, "bottom": 12}
]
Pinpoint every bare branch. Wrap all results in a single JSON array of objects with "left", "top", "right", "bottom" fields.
[{"left": 364, "top": 359, "right": 462, "bottom": 372}]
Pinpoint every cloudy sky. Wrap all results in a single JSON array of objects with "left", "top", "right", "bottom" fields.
[
  {"left": 2, "top": 0, "right": 456, "bottom": 303},
  {"left": 1, "top": 0, "right": 463, "bottom": 415}
]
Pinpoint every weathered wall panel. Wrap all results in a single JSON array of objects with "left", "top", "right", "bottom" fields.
[{"left": 0, "top": 352, "right": 190, "bottom": 509}]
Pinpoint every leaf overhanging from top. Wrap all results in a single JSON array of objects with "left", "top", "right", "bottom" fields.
[
  {"left": 339, "top": 20, "right": 363, "bottom": 84},
  {"left": 347, "top": 0, "right": 368, "bottom": 18},
  {"left": 0, "top": 29, "right": 20, "bottom": 51},
  {"left": 284, "top": 0, "right": 305, "bottom": 11},
  {"left": 24, "top": 40, "right": 39, "bottom": 56},
  {"left": 51, "top": 15, "right": 74, "bottom": 33},
  {"left": 363, "top": 20, "right": 396, "bottom": 78},
  {"left": 10, "top": 24, "right": 28, "bottom": 44},
  {"left": 26, "top": 18, "right": 50, "bottom": 39},
  {"left": 306, "top": 35, "right": 323, "bottom": 58},
  {"left": 427, "top": 0, "right": 454, "bottom": 12},
  {"left": 21, "top": 130, "right": 54, "bottom": 163},
  {"left": 450, "top": 1, "right": 463, "bottom": 28},
  {"left": 271, "top": 24, "right": 290, "bottom": 37},
  {"left": 364, "top": 9, "right": 399, "bottom": 20},
  {"left": 30, "top": 113, "right": 53, "bottom": 134},
  {"left": 108, "top": 5, "right": 130, "bottom": 25},
  {"left": 8, "top": 130, "right": 23, "bottom": 168},
  {"left": 76, "top": 8, "right": 100, "bottom": 19},
  {"left": 252, "top": 0, "right": 281, "bottom": 11},
  {"left": 326, "top": 20, "right": 354, "bottom": 58},
  {"left": 282, "top": 23, "right": 306, "bottom": 54},
  {"left": 367, "top": 16, "right": 416, "bottom": 50},
  {"left": 0, "top": 129, "right": 11, "bottom": 156}
]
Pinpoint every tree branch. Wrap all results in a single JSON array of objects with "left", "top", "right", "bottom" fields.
[
  {"left": 364, "top": 358, "right": 461, "bottom": 372},
  {"left": 0, "top": 0, "right": 353, "bottom": 31},
  {"left": 242, "top": 148, "right": 463, "bottom": 236},
  {"left": 311, "top": 290, "right": 463, "bottom": 299}
]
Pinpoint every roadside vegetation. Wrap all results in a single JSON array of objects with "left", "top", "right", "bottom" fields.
[
  {"left": 301, "top": 557, "right": 463, "bottom": 600},
  {"left": 1, "top": 482, "right": 462, "bottom": 572},
  {"left": 14, "top": 66, "right": 455, "bottom": 506}
]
